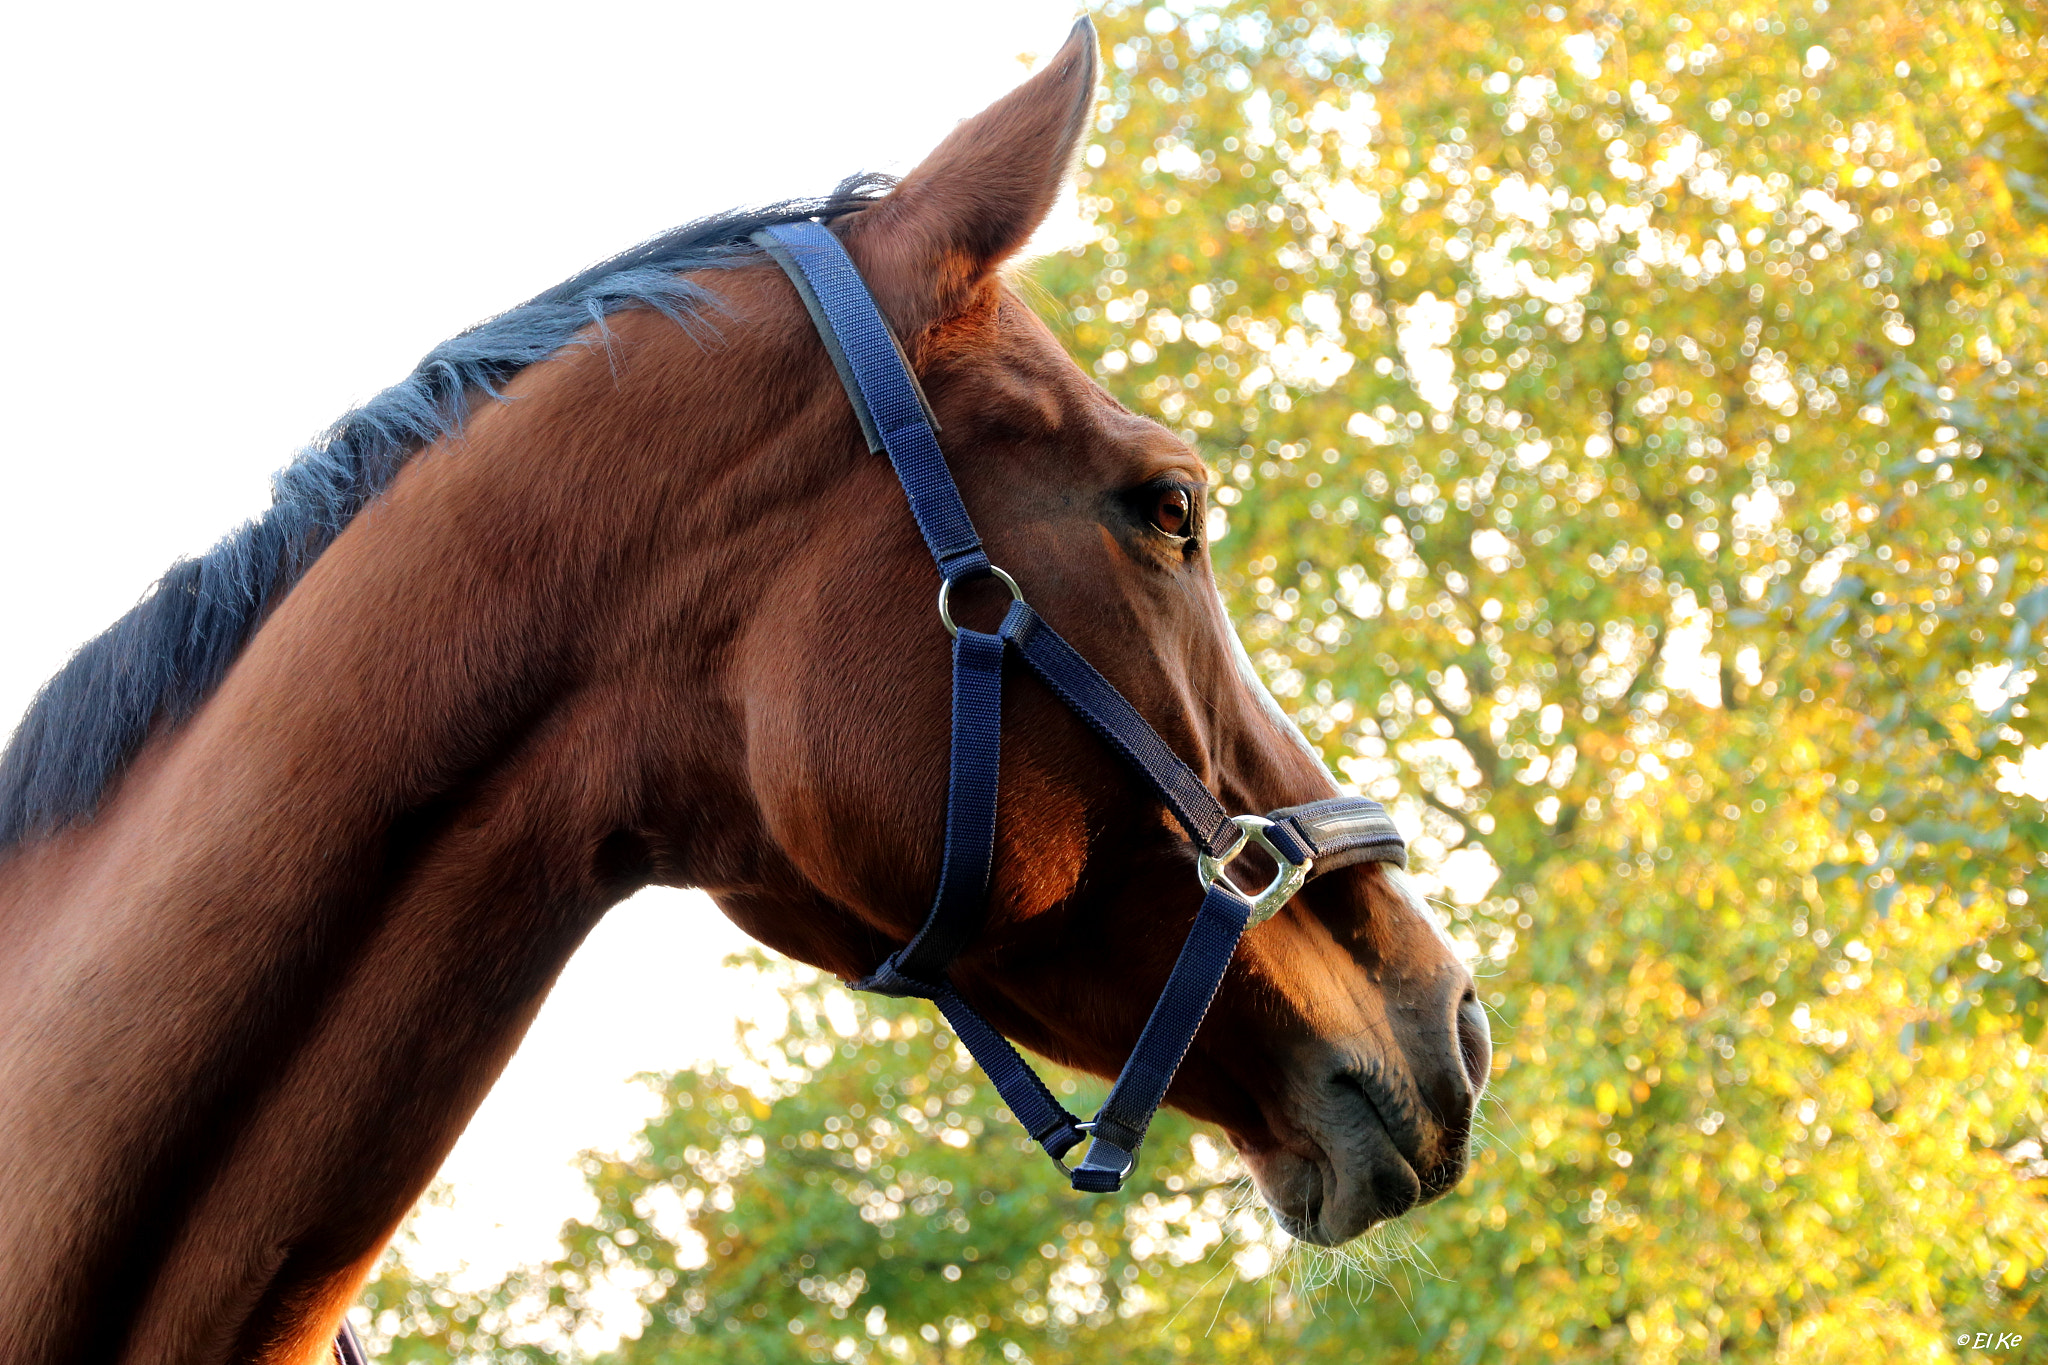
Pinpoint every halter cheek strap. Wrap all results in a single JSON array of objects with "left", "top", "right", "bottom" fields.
[{"left": 756, "top": 221, "right": 1407, "bottom": 1193}]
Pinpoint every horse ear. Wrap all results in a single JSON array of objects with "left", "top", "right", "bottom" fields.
[{"left": 848, "top": 17, "right": 1098, "bottom": 330}]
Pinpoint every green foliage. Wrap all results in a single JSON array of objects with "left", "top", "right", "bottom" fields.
[
  {"left": 366, "top": 1, "right": 2048, "bottom": 1360},
  {"left": 357, "top": 959, "right": 1352, "bottom": 1363}
]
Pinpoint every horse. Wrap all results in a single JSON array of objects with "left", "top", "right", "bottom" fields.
[{"left": 0, "top": 20, "right": 1486, "bottom": 1363}]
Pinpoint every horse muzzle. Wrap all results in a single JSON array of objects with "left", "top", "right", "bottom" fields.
[{"left": 1239, "top": 972, "right": 1491, "bottom": 1245}]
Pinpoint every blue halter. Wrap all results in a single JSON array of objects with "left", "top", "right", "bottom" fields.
[{"left": 756, "top": 221, "right": 1408, "bottom": 1193}]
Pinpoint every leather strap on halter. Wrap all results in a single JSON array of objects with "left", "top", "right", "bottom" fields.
[
  {"left": 1263, "top": 795, "right": 1407, "bottom": 871},
  {"left": 755, "top": 220, "right": 1407, "bottom": 1193}
]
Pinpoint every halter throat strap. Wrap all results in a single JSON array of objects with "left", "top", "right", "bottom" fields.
[{"left": 755, "top": 220, "right": 1406, "bottom": 1193}]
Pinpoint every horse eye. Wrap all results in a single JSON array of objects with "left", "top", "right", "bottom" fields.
[{"left": 1149, "top": 486, "right": 1193, "bottom": 538}]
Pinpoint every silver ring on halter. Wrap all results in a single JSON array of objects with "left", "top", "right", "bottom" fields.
[
  {"left": 937, "top": 565, "right": 1025, "bottom": 638},
  {"left": 1198, "top": 815, "right": 1312, "bottom": 928}
]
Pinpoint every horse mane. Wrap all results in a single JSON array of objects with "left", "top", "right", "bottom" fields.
[{"left": 0, "top": 175, "right": 892, "bottom": 853}]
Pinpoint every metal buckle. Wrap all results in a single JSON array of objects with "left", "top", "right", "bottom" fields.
[
  {"left": 1051, "top": 1121, "right": 1136, "bottom": 1187},
  {"left": 1197, "top": 815, "right": 1312, "bottom": 927},
  {"left": 937, "top": 565, "right": 1024, "bottom": 638}
]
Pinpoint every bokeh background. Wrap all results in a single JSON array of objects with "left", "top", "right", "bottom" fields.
[{"left": 8, "top": 1, "right": 2046, "bottom": 1361}]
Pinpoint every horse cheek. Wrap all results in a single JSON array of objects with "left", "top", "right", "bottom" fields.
[{"left": 732, "top": 598, "right": 949, "bottom": 939}]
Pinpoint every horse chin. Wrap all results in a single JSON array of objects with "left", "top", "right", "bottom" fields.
[
  {"left": 1231, "top": 1047, "right": 1479, "bottom": 1246},
  {"left": 1234, "top": 1126, "right": 1425, "bottom": 1247}
]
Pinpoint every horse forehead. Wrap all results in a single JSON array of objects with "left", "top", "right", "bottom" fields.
[{"left": 947, "top": 292, "right": 1182, "bottom": 457}]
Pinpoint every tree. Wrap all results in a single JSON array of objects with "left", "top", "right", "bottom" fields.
[
  {"left": 1036, "top": 0, "right": 2048, "bottom": 1356},
  {"left": 355, "top": 959, "right": 1325, "bottom": 1364},
  {"left": 364, "top": 1, "right": 2048, "bottom": 1359}
]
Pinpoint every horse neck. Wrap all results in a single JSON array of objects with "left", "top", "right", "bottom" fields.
[{"left": 0, "top": 302, "right": 801, "bottom": 1363}]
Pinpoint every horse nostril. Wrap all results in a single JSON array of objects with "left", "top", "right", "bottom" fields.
[{"left": 1456, "top": 989, "right": 1492, "bottom": 1099}]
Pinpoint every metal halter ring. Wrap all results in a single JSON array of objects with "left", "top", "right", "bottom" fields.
[
  {"left": 1197, "top": 815, "right": 1312, "bottom": 928},
  {"left": 1059, "top": 1121, "right": 1137, "bottom": 1184},
  {"left": 937, "top": 566, "right": 1025, "bottom": 638}
]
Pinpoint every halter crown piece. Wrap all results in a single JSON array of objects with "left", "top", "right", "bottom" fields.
[{"left": 756, "top": 223, "right": 1407, "bottom": 1193}]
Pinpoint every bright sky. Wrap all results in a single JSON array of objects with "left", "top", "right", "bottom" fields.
[{"left": 1, "top": 0, "right": 1078, "bottom": 1291}]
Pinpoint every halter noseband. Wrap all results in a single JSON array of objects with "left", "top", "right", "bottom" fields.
[{"left": 755, "top": 222, "right": 1407, "bottom": 1193}]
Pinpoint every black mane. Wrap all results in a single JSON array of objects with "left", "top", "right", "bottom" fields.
[{"left": 0, "top": 176, "right": 890, "bottom": 851}]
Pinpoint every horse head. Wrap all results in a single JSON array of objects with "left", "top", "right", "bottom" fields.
[{"left": 677, "top": 21, "right": 1488, "bottom": 1244}]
